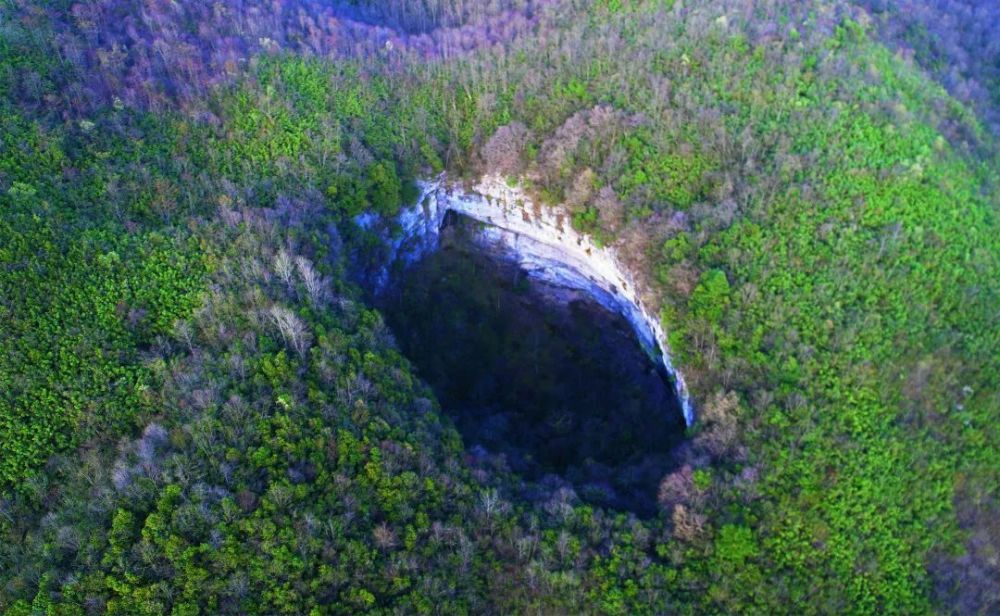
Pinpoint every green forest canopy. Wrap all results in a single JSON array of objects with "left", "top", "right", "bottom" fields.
[{"left": 0, "top": 0, "right": 997, "bottom": 613}]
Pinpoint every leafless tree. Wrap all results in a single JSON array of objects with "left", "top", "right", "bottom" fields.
[
  {"left": 295, "top": 256, "right": 328, "bottom": 306},
  {"left": 671, "top": 504, "right": 706, "bottom": 542},
  {"left": 698, "top": 390, "right": 740, "bottom": 457},
  {"left": 658, "top": 464, "right": 694, "bottom": 510},
  {"left": 268, "top": 305, "right": 311, "bottom": 358},
  {"left": 479, "top": 488, "right": 500, "bottom": 522},
  {"left": 273, "top": 250, "right": 294, "bottom": 291},
  {"left": 173, "top": 319, "right": 196, "bottom": 353},
  {"left": 373, "top": 522, "right": 397, "bottom": 550},
  {"left": 480, "top": 121, "right": 529, "bottom": 176}
]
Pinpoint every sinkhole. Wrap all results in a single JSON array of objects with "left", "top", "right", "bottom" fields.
[{"left": 376, "top": 212, "right": 687, "bottom": 516}]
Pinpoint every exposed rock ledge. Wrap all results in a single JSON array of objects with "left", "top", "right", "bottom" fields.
[{"left": 357, "top": 174, "right": 694, "bottom": 426}]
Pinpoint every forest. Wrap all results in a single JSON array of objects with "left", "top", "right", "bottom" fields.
[{"left": 0, "top": 0, "right": 998, "bottom": 614}]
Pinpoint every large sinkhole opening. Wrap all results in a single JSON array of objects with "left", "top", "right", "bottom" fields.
[{"left": 378, "top": 213, "right": 687, "bottom": 516}]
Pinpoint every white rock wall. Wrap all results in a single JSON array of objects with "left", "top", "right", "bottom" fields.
[{"left": 358, "top": 174, "right": 695, "bottom": 426}]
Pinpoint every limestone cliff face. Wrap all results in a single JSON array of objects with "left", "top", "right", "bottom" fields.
[{"left": 357, "top": 174, "right": 695, "bottom": 426}]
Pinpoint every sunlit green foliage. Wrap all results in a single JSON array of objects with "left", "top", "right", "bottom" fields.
[{"left": 0, "top": 110, "right": 206, "bottom": 488}]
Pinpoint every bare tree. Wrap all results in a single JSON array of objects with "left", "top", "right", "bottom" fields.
[
  {"left": 479, "top": 488, "right": 500, "bottom": 522},
  {"left": 273, "top": 250, "right": 294, "bottom": 292},
  {"left": 173, "top": 319, "right": 196, "bottom": 353},
  {"left": 698, "top": 390, "right": 740, "bottom": 457},
  {"left": 480, "top": 121, "right": 529, "bottom": 176},
  {"left": 373, "top": 522, "right": 397, "bottom": 550},
  {"left": 671, "top": 504, "right": 706, "bottom": 542},
  {"left": 658, "top": 464, "right": 694, "bottom": 510},
  {"left": 268, "top": 305, "right": 311, "bottom": 358},
  {"left": 295, "top": 256, "right": 328, "bottom": 306}
]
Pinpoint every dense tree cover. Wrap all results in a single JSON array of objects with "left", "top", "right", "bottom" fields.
[
  {"left": 1, "top": 0, "right": 998, "bottom": 613},
  {"left": 0, "top": 104, "right": 206, "bottom": 487}
]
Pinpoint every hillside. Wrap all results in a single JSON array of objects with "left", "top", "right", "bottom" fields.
[{"left": 1, "top": 0, "right": 997, "bottom": 614}]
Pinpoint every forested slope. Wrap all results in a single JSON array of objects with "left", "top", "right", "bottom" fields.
[{"left": 1, "top": 0, "right": 997, "bottom": 613}]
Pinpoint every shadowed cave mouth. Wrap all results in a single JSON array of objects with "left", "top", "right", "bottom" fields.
[{"left": 378, "top": 213, "right": 687, "bottom": 516}]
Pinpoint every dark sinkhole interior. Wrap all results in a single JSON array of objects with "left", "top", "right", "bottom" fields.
[{"left": 378, "top": 214, "right": 686, "bottom": 516}]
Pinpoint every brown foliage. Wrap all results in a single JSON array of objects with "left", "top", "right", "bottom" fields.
[
  {"left": 480, "top": 122, "right": 530, "bottom": 177},
  {"left": 373, "top": 522, "right": 397, "bottom": 550},
  {"left": 671, "top": 504, "right": 706, "bottom": 542},
  {"left": 658, "top": 464, "right": 694, "bottom": 510},
  {"left": 697, "top": 390, "right": 740, "bottom": 458}
]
